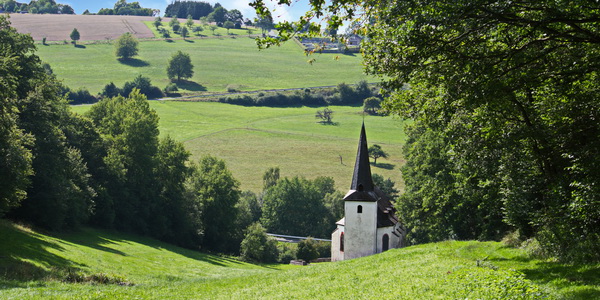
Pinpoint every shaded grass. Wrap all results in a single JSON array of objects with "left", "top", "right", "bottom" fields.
[
  {"left": 72, "top": 102, "right": 406, "bottom": 193},
  {"left": 36, "top": 37, "right": 371, "bottom": 95},
  {"left": 1, "top": 220, "right": 597, "bottom": 299}
]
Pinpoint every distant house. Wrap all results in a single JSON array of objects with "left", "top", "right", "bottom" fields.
[
  {"left": 331, "top": 124, "right": 405, "bottom": 261},
  {"left": 346, "top": 35, "right": 362, "bottom": 46}
]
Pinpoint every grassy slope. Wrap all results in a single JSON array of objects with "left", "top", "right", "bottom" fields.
[
  {"left": 1, "top": 220, "right": 598, "bottom": 299},
  {"left": 35, "top": 36, "right": 371, "bottom": 95},
  {"left": 72, "top": 102, "right": 406, "bottom": 193}
]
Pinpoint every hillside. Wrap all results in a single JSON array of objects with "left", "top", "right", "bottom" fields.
[
  {"left": 71, "top": 102, "right": 406, "bottom": 193},
  {"left": 35, "top": 37, "right": 370, "bottom": 94},
  {"left": 1, "top": 220, "right": 598, "bottom": 299},
  {"left": 6, "top": 14, "right": 157, "bottom": 41}
]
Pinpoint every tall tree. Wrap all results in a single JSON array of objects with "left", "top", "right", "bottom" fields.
[
  {"left": 69, "top": 28, "right": 80, "bottom": 45},
  {"left": 253, "top": 0, "right": 600, "bottom": 261},
  {"left": 86, "top": 90, "right": 160, "bottom": 232},
  {"left": 166, "top": 51, "right": 194, "bottom": 82},
  {"left": 114, "top": 32, "right": 139, "bottom": 60},
  {"left": 186, "top": 155, "right": 240, "bottom": 253},
  {"left": 0, "top": 16, "right": 34, "bottom": 217}
]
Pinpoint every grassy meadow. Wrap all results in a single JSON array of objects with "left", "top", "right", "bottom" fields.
[
  {"left": 1, "top": 220, "right": 598, "bottom": 299},
  {"left": 35, "top": 36, "right": 371, "bottom": 95},
  {"left": 72, "top": 102, "right": 406, "bottom": 193}
]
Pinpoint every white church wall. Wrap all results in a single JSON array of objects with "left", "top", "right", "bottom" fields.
[
  {"left": 331, "top": 226, "right": 344, "bottom": 261},
  {"left": 344, "top": 201, "right": 377, "bottom": 259}
]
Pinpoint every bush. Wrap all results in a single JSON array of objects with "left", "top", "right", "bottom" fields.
[
  {"left": 68, "top": 88, "right": 97, "bottom": 104},
  {"left": 296, "top": 238, "right": 319, "bottom": 262},
  {"left": 164, "top": 83, "right": 179, "bottom": 93},
  {"left": 122, "top": 75, "right": 164, "bottom": 99},
  {"left": 240, "top": 223, "right": 279, "bottom": 263},
  {"left": 100, "top": 82, "right": 122, "bottom": 99}
]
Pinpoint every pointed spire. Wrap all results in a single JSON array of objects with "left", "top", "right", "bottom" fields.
[{"left": 351, "top": 123, "right": 374, "bottom": 192}]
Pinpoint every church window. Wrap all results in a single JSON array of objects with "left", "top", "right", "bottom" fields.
[
  {"left": 382, "top": 234, "right": 389, "bottom": 252},
  {"left": 357, "top": 205, "right": 363, "bottom": 213},
  {"left": 340, "top": 232, "right": 344, "bottom": 252}
]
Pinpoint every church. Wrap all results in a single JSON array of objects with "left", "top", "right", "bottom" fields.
[{"left": 331, "top": 124, "right": 405, "bottom": 261}]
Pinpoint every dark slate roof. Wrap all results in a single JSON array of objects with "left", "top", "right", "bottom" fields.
[
  {"left": 350, "top": 123, "right": 374, "bottom": 192},
  {"left": 343, "top": 124, "right": 400, "bottom": 228}
]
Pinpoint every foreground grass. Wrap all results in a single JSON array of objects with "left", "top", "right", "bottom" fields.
[
  {"left": 36, "top": 37, "right": 371, "bottom": 95},
  {"left": 72, "top": 102, "right": 406, "bottom": 193},
  {"left": 1, "top": 220, "right": 598, "bottom": 299}
]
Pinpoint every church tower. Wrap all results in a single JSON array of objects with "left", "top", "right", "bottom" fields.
[{"left": 331, "top": 123, "right": 404, "bottom": 261}]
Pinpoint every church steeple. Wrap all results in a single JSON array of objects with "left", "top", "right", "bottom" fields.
[{"left": 351, "top": 123, "right": 374, "bottom": 192}]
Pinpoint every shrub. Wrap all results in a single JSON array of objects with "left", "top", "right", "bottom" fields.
[
  {"left": 296, "top": 238, "right": 319, "bottom": 262},
  {"left": 164, "top": 83, "right": 179, "bottom": 93},
  {"left": 240, "top": 223, "right": 279, "bottom": 263},
  {"left": 67, "top": 88, "right": 97, "bottom": 104},
  {"left": 100, "top": 82, "right": 122, "bottom": 99},
  {"left": 122, "top": 75, "right": 164, "bottom": 99}
]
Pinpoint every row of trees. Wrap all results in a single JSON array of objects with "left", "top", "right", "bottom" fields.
[
  {"left": 97, "top": 0, "right": 158, "bottom": 16},
  {"left": 165, "top": 1, "right": 247, "bottom": 29},
  {"left": 254, "top": 0, "right": 600, "bottom": 262},
  {"left": 0, "top": 0, "right": 74, "bottom": 14}
]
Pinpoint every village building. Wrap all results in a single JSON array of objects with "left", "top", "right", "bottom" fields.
[{"left": 331, "top": 124, "right": 405, "bottom": 261}]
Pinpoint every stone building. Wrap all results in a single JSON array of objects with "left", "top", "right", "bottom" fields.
[{"left": 331, "top": 124, "right": 405, "bottom": 261}]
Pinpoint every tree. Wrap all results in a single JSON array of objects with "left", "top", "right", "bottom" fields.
[
  {"left": 186, "top": 15, "right": 194, "bottom": 28},
  {"left": 252, "top": 0, "right": 600, "bottom": 261},
  {"left": 260, "top": 177, "right": 331, "bottom": 238},
  {"left": 368, "top": 144, "right": 388, "bottom": 165},
  {"left": 153, "top": 16, "right": 162, "bottom": 29},
  {"left": 262, "top": 167, "right": 280, "bottom": 191},
  {"left": 167, "top": 51, "right": 194, "bottom": 82},
  {"left": 169, "top": 17, "right": 180, "bottom": 32},
  {"left": 186, "top": 155, "right": 241, "bottom": 253},
  {"left": 296, "top": 238, "right": 319, "bottom": 262},
  {"left": 114, "top": 32, "right": 138, "bottom": 60},
  {"left": 372, "top": 174, "right": 399, "bottom": 200},
  {"left": 240, "top": 223, "right": 278, "bottom": 263},
  {"left": 180, "top": 26, "right": 189, "bottom": 39},
  {"left": 315, "top": 108, "right": 333, "bottom": 124},
  {"left": 0, "top": 16, "right": 34, "bottom": 217},
  {"left": 363, "top": 97, "right": 381, "bottom": 115},
  {"left": 210, "top": 6, "right": 226, "bottom": 25},
  {"left": 223, "top": 20, "right": 234, "bottom": 34},
  {"left": 209, "top": 24, "right": 218, "bottom": 35},
  {"left": 70, "top": 28, "right": 80, "bottom": 45},
  {"left": 193, "top": 26, "right": 204, "bottom": 36},
  {"left": 226, "top": 9, "right": 243, "bottom": 26}
]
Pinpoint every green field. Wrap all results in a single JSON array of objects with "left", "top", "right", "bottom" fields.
[
  {"left": 2, "top": 220, "right": 598, "bottom": 299},
  {"left": 35, "top": 36, "right": 371, "bottom": 95},
  {"left": 72, "top": 102, "right": 406, "bottom": 193}
]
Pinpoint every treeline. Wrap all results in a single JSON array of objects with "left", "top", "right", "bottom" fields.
[
  {"left": 96, "top": 0, "right": 157, "bottom": 16},
  {"left": 219, "top": 81, "right": 376, "bottom": 107},
  {"left": 165, "top": 1, "right": 246, "bottom": 28},
  {"left": 0, "top": 0, "right": 74, "bottom": 14},
  {"left": 165, "top": 0, "right": 213, "bottom": 20}
]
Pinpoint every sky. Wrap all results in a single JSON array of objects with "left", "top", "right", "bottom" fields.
[{"left": 64, "top": 0, "right": 310, "bottom": 22}]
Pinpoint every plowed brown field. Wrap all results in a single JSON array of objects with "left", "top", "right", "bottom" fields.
[{"left": 6, "top": 14, "right": 161, "bottom": 41}]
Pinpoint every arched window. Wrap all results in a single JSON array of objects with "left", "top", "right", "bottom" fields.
[
  {"left": 382, "top": 234, "right": 389, "bottom": 252},
  {"left": 340, "top": 232, "right": 344, "bottom": 252},
  {"left": 358, "top": 184, "right": 364, "bottom": 192},
  {"left": 357, "top": 205, "right": 363, "bottom": 213}
]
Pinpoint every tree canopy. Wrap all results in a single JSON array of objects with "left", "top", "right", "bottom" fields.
[
  {"left": 114, "top": 32, "right": 139, "bottom": 60},
  {"left": 252, "top": 0, "right": 600, "bottom": 261},
  {"left": 167, "top": 51, "right": 194, "bottom": 82}
]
